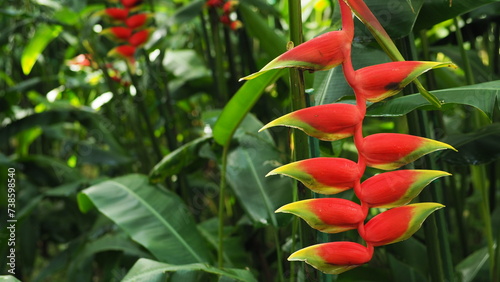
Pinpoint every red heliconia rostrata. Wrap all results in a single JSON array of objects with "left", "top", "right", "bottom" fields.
[
  {"left": 99, "top": 0, "right": 154, "bottom": 69},
  {"left": 243, "top": 0, "right": 456, "bottom": 275}
]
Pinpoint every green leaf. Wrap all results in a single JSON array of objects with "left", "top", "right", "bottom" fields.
[
  {"left": 367, "top": 80, "right": 500, "bottom": 119},
  {"left": 440, "top": 123, "right": 500, "bottom": 165},
  {"left": 0, "top": 276, "right": 21, "bottom": 282},
  {"left": 77, "top": 174, "right": 211, "bottom": 264},
  {"left": 313, "top": 45, "right": 390, "bottom": 105},
  {"left": 122, "top": 258, "right": 257, "bottom": 282},
  {"left": 456, "top": 247, "right": 489, "bottom": 282},
  {"left": 225, "top": 115, "right": 293, "bottom": 226},
  {"left": 213, "top": 69, "right": 283, "bottom": 146},
  {"left": 239, "top": 3, "right": 287, "bottom": 59},
  {"left": 149, "top": 136, "right": 212, "bottom": 183},
  {"left": 0, "top": 108, "right": 125, "bottom": 154},
  {"left": 172, "top": 0, "right": 205, "bottom": 24},
  {"left": 415, "top": 0, "right": 500, "bottom": 31},
  {"left": 21, "top": 24, "right": 63, "bottom": 75}
]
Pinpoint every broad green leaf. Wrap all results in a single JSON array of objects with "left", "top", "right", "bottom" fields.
[
  {"left": 0, "top": 108, "right": 124, "bottom": 154},
  {"left": 122, "top": 258, "right": 257, "bottom": 282},
  {"left": 367, "top": 80, "right": 500, "bottom": 119},
  {"left": 172, "top": 0, "right": 205, "bottom": 24},
  {"left": 440, "top": 123, "right": 500, "bottom": 165},
  {"left": 213, "top": 69, "right": 283, "bottom": 146},
  {"left": 387, "top": 253, "right": 427, "bottom": 282},
  {"left": 77, "top": 174, "right": 211, "bottom": 264},
  {"left": 352, "top": 0, "right": 424, "bottom": 40},
  {"left": 239, "top": 3, "right": 287, "bottom": 59},
  {"left": 313, "top": 45, "right": 390, "bottom": 105},
  {"left": 0, "top": 276, "right": 21, "bottom": 282},
  {"left": 21, "top": 24, "right": 63, "bottom": 75},
  {"left": 415, "top": 0, "right": 500, "bottom": 31},
  {"left": 456, "top": 247, "right": 489, "bottom": 282},
  {"left": 225, "top": 115, "right": 293, "bottom": 226},
  {"left": 149, "top": 136, "right": 212, "bottom": 183}
]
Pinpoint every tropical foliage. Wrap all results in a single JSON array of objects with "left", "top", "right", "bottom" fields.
[{"left": 1, "top": 0, "right": 500, "bottom": 281}]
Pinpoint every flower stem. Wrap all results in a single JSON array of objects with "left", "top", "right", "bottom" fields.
[{"left": 218, "top": 144, "right": 230, "bottom": 268}]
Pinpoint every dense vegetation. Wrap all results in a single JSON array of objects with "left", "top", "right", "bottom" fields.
[{"left": 1, "top": 0, "right": 500, "bottom": 281}]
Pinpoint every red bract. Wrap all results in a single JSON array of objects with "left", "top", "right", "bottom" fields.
[
  {"left": 363, "top": 203, "right": 444, "bottom": 246},
  {"left": 354, "top": 61, "right": 454, "bottom": 102},
  {"left": 206, "top": 0, "right": 224, "bottom": 8},
  {"left": 288, "top": 242, "right": 373, "bottom": 274},
  {"left": 102, "top": 27, "right": 133, "bottom": 41},
  {"left": 104, "top": 8, "right": 129, "bottom": 21},
  {"left": 361, "top": 133, "right": 456, "bottom": 170},
  {"left": 223, "top": 1, "right": 238, "bottom": 13},
  {"left": 260, "top": 103, "right": 363, "bottom": 141},
  {"left": 121, "top": 0, "right": 143, "bottom": 8},
  {"left": 241, "top": 31, "right": 350, "bottom": 80},
  {"left": 267, "top": 158, "right": 360, "bottom": 194},
  {"left": 359, "top": 170, "right": 450, "bottom": 208},
  {"left": 128, "top": 29, "right": 151, "bottom": 47},
  {"left": 126, "top": 13, "right": 149, "bottom": 29},
  {"left": 109, "top": 45, "right": 136, "bottom": 59},
  {"left": 277, "top": 198, "right": 365, "bottom": 233}
]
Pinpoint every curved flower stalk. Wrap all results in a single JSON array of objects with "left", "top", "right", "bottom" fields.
[
  {"left": 98, "top": 1, "right": 154, "bottom": 75},
  {"left": 243, "top": 0, "right": 456, "bottom": 275}
]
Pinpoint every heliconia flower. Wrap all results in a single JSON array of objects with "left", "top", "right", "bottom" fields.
[
  {"left": 223, "top": 0, "right": 239, "bottom": 13},
  {"left": 220, "top": 14, "right": 231, "bottom": 26},
  {"left": 267, "top": 157, "right": 360, "bottom": 194},
  {"left": 66, "top": 54, "right": 93, "bottom": 69},
  {"left": 240, "top": 31, "right": 349, "bottom": 80},
  {"left": 358, "top": 170, "right": 451, "bottom": 208},
  {"left": 128, "top": 28, "right": 152, "bottom": 47},
  {"left": 103, "top": 8, "right": 129, "bottom": 21},
  {"left": 259, "top": 103, "right": 362, "bottom": 141},
  {"left": 229, "top": 20, "right": 243, "bottom": 31},
  {"left": 108, "top": 45, "right": 136, "bottom": 63},
  {"left": 206, "top": 0, "right": 224, "bottom": 8},
  {"left": 288, "top": 242, "right": 373, "bottom": 274},
  {"left": 126, "top": 13, "right": 150, "bottom": 29},
  {"left": 101, "top": 27, "right": 133, "bottom": 42},
  {"left": 361, "top": 133, "right": 456, "bottom": 170},
  {"left": 363, "top": 203, "right": 444, "bottom": 246},
  {"left": 121, "top": 0, "right": 143, "bottom": 8},
  {"left": 354, "top": 61, "right": 455, "bottom": 102},
  {"left": 276, "top": 198, "right": 365, "bottom": 233}
]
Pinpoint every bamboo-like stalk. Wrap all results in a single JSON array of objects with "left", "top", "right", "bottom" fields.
[{"left": 454, "top": 17, "right": 495, "bottom": 280}]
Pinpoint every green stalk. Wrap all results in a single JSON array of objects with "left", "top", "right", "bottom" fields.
[
  {"left": 208, "top": 7, "right": 229, "bottom": 105},
  {"left": 399, "top": 35, "right": 454, "bottom": 282},
  {"left": 287, "top": 1, "right": 311, "bottom": 281},
  {"left": 218, "top": 144, "right": 230, "bottom": 268},
  {"left": 454, "top": 17, "right": 495, "bottom": 280},
  {"left": 127, "top": 66, "right": 163, "bottom": 162}
]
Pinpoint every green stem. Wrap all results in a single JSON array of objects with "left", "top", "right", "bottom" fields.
[
  {"left": 208, "top": 7, "right": 229, "bottom": 105},
  {"left": 218, "top": 144, "right": 230, "bottom": 268},
  {"left": 288, "top": 1, "right": 310, "bottom": 281},
  {"left": 454, "top": 17, "right": 495, "bottom": 280},
  {"left": 127, "top": 66, "right": 163, "bottom": 162}
]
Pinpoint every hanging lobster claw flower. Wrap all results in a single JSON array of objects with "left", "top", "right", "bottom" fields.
[
  {"left": 101, "top": 27, "right": 133, "bottom": 42},
  {"left": 361, "top": 133, "right": 456, "bottom": 170},
  {"left": 241, "top": 31, "right": 349, "bottom": 80},
  {"left": 359, "top": 170, "right": 450, "bottom": 208},
  {"left": 128, "top": 28, "right": 153, "bottom": 47},
  {"left": 364, "top": 203, "right": 444, "bottom": 246},
  {"left": 276, "top": 198, "right": 364, "bottom": 233},
  {"left": 267, "top": 157, "right": 360, "bottom": 195},
  {"left": 126, "top": 13, "right": 151, "bottom": 29},
  {"left": 108, "top": 45, "right": 136, "bottom": 70},
  {"left": 288, "top": 242, "right": 372, "bottom": 274},
  {"left": 102, "top": 7, "right": 129, "bottom": 21},
  {"left": 121, "top": 0, "right": 143, "bottom": 9},
  {"left": 355, "top": 61, "right": 454, "bottom": 102},
  {"left": 259, "top": 104, "right": 362, "bottom": 141}
]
